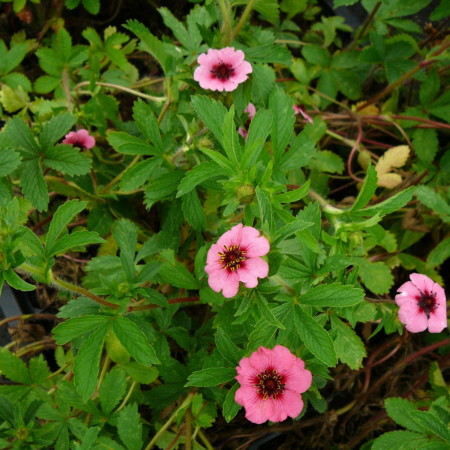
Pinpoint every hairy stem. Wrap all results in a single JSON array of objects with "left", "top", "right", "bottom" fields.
[{"left": 231, "top": 0, "right": 256, "bottom": 40}]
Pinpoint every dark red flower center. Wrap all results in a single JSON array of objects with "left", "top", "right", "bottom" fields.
[
  {"left": 211, "top": 62, "right": 234, "bottom": 80},
  {"left": 254, "top": 369, "right": 286, "bottom": 400},
  {"left": 218, "top": 244, "right": 246, "bottom": 271},
  {"left": 417, "top": 290, "right": 438, "bottom": 318}
]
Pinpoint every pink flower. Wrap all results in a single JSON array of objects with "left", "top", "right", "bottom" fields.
[
  {"left": 63, "top": 129, "right": 96, "bottom": 149},
  {"left": 193, "top": 47, "right": 252, "bottom": 92},
  {"left": 238, "top": 103, "right": 257, "bottom": 139},
  {"left": 395, "top": 273, "right": 447, "bottom": 333},
  {"left": 235, "top": 345, "right": 312, "bottom": 424},
  {"left": 205, "top": 224, "right": 269, "bottom": 298},
  {"left": 293, "top": 105, "right": 313, "bottom": 124}
]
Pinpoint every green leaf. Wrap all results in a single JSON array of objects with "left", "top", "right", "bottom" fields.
[
  {"left": 215, "top": 328, "right": 242, "bottom": 365},
  {"left": 269, "top": 87, "right": 295, "bottom": 164},
  {"left": 331, "top": 316, "right": 366, "bottom": 370},
  {"left": 3, "top": 269, "right": 35, "bottom": 291},
  {"left": 416, "top": 186, "right": 450, "bottom": 223},
  {"left": 159, "top": 260, "right": 199, "bottom": 290},
  {"left": 256, "top": 295, "right": 286, "bottom": 329},
  {"left": 120, "top": 362, "right": 158, "bottom": 384},
  {"left": 0, "top": 348, "right": 31, "bottom": 384},
  {"left": 45, "top": 144, "right": 91, "bottom": 176},
  {"left": 113, "top": 316, "right": 160, "bottom": 366},
  {"left": 117, "top": 404, "right": 143, "bottom": 450},
  {"left": 113, "top": 219, "right": 138, "bottom": 260},
  {"left": 28, "top": 355, "right": 51, "bottom": 383},
  {"left": 299, "top": 283, "right": 364, "bottom": 307},
  {"left": 120, "top": 157, "right": 162, "bottom": 192},
  {"left": 191, "top": 95, "right": 227, "bottom": 144},
  {"left": 241, "top": 109, "right": 273, "bottom": 169},
  {"left": 52, "top": 315, "right": 109, "bottom": 345},
  {"left": 371, "top": 431, "right": 428, "bottom": 450},
  {"left": 419, "top": 68, "right": 440, "bottom": 105},
  {"left": 48, "top": 230, "right": 104, "bottom": 256},
  {"left": 252, "top": 64, "right": 275, "bottom": 105},
  {"left": 222, "top": 383, "right": 241, "bottom": 423},
  {"left": 182, "top": 190, "right": 206, "bottom": 231},
  {"left": 17, "top": 226, "right": 45, "bottom": 257},
  {"left": 46, "top": 199, "right": 88, "bottom": 254},
  {"left": 427, "top": 237, "right": 450, "bottom": 267},
  {"left": 34, "top": 75, "right": 60, "bottom": 94},
  {"left": 384, "top": 398, "right": 423, "bottom": 432},
  {"left": 100, "top": 367, "right": 127, "bottom": 415},
  {"left": 310, "top": 150, "right": 344, "bottom": 173},
  {"left": 74, "top": 322, "right": 109, "bottom": 401},
  {"left": 221, "top": 106, "right": 241, "bottom": 165},
  {"left": 350, "top": 165, "right": 377, "bottom": 211},
  {"left": 132, "top": 99, "right": 163, "bottom": 153},
  {"left": 302, "top": 45, "right": 330, "bottom": 66},
  {"left": 413, "top": 128, "right": 439, "bottom": 163},
  {"left": 185, "top": 368, "right": 236, "bottom": 387},
  {"left": 107, "top": 131, "right": 157, "bottom": 155},
  {"left": 0, "top": 147, "right": 21, "bottom": 176},
  {"left": 124, "top": 20, "right": 166, "bottom": 73},
  {"left": 158, "top": 7, "right": 191, "bottom": 50},
  {"left": 3, "top": 42, "right": 27, "bottom": 73},
  {"left": 357, "top": 259, "right": 394, "bottom": 295},
  {"left": 177, "top": 162, "right": 227, "bottom": 197},
  {"left": 275, "top": 180, "right": 310, "bottom": 204},
  {"left": 295, "top": 308, "right": 337, "bottom": 367},
  {"left": 82, "top": 0, "right": 100, "bottom": 14},
  {"left": 144, "top": 171, "right": 185, "bottom": 210},
  {"left": 410, "top": 410, "right": 450, "bottom": 442},
  {"left": 272, "top": 218, "right": 314, "bottom": 246},
  {"left": 0, "top": 395, "right": 14, "bottom": 424},
  {"left": 20, "top": 160, "right": 48, "bottom": 212},
  {"left": 39, "top": 113, "right": 76, "bottom": 151},
  {"left": 199, "top": 148, "right": 235, "bottom": 174}
]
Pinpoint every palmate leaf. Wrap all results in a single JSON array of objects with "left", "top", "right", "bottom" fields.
[{"left": 45, "top": 144, "right": 91, "bottom": 176}]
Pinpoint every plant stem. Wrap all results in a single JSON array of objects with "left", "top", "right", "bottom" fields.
[
  {"left": 0, "top": 313, "right": 55, "bottom": 329},
  {"left": 308, "top": 189, "right": 344, "bottom": 215},
  {"left": 357, "top": 38, "right": 450, "bottom": 111},
  {"left": 197, "top": 430, "right": 214, "bottom": 450},
  {"left": 231, "top": 0, "right": 256, "bottom": 40},
  {"left": 185, "top": 408, "right": 192, "bottom": 450},
  {"left": 73, "top": 81, "right": 166, "bottom": 102},
  {"left": 115, "top": 380, "right": 137, "bottom": 413},
  {"left": 217, "top": 0, "right": 232, "bottom": 45},
  {"left": 348, "top": 2, "right": 382, "bottom": 51},
  {"left": 144, "top": 393, "right": 194, "bottom": 450}
]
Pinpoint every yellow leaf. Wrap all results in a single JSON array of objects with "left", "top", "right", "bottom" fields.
[
  {"left": 378, "top": 173, "right": 403, "bottom": 188},
  {"left": 376, "top": 145, "right": 410, "bottom": 176},
  {"left": 352, "top": 102, "right": 380, "bottom": 116}
]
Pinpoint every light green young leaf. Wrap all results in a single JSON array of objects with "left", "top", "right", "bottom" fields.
[
  {"left": 3, "top": 269, "right": 35, "bottom": 291},
  {"left": 274, "top": 180, "right": 311, "bottom": 204},
  {"left": 112, "top": 219, "right": 138, "bottom": 260},
  {"left": 356, "top": 259, "right": 394, "bottom": 295}
]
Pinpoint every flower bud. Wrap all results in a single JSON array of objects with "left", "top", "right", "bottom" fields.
[{"left": 237, "top": 184, "right": 255, "bottom": 204}]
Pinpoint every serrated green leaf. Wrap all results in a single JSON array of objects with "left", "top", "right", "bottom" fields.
[
  {"left": 272, "top": 218, "right": 314, "bottom": 246},
  {"left": 120, "top": 157, "right": 163, "bottom": 192},
  {"left": 45, "top": 144, "right": 91, "bottom": 176},
  {"left": 215, "top": 328, "right": 242, "bottom": 365},
  {"left": 46, "top": 200, "right": 88, "bottom": 254},
  {"left": 410, "top": 410, "right": 450, "bottom": 442},
  {"left": 28, "top": 355, "right": 51, "bottom": 383},
  {"left": 117, "top": 403, "right": 142, "bottom": 450},
  {"left": 39, "top": 113, "right": 76, "bottom": 151},
  {"left": 191, "top": 95, "right": 227, "bottom": 144},
  {"left": 0, "top": 147, "right": 21, "bottom": 176},
  {"left": 185, "top": 368, "right": 236, "bottom": 387},
  {"left": 275, "top": 180, "right": 310, "bottom": 204},
  {"left": 144, "top": 171, "right": 184, "bottom": 210},
  {"left": 132, "top": 99, "right": 163, "bottom": 153},
  {"left": 222, "top": 383, "right": 241, "bottom": 422},
  {"left": 221, "top": 106, "right": 241, "bottom": 165},
  {"left": 357, "top": 259, "right": 394, "bottom": 295},
  {"left": 384, "top": 397, "right": 423, "bottom": 432},
  {"left": 17, "top": 226, "right": 45, "bottom": 257},
  {"left": 120, "top": 362, "right": 158, "bottom": 384},
  {"left": 299, "top": 283, "right": 364, "bottom": 307},
  {"left": 177, "top": 162, "right": 227, "bottom": 197},
  {"left": 295, "top": 308, "right": 337, "bottom": 367},
  {"left": 52, "top": 315, "right": 110, "bottom": 345},
  {"left": 20, "top": 160, "right": 48, "bottom": 212},
  {"left": 113, "top": 316, "right": 160, "bottom": 366},
  {"left": 159, "top": 259, "right": 199, "bottom": 289},
  {"left": 100, "top": 367, "right": 127, "bottom": 415},
  {"left": 0, "top": 348, "right": 31, "bottom": 384},
  {"left": 158, "top": 7, "right": 191, "bottom": 50},
  {"left": 0, "top": 395, "right": 14, "bottom": 423},
  {"left": 427, "top": 237, "right": 450, "bottom": 267},
  {"left": 112, "top": 219, "right": 138, "bottom": 260},
  {"left": 82, "top": 0, "right": 100, "bottom": 14},
  {"left": 412, "top": 128, "right": 439, "bottom": 163},
  {"left": 74, "top": 322, "right": 109, "bottom": 401},
  {"left": 107, "top": 131, "right": 157, "bottom": 155},
  {"left": 48, "top": 230, "right": 104, "bottom": 256},
  {"left": 371, "top": 431, "right": 428, "bottom": 450},
  {"left": 331, "top": 316, "right": 366, "bottom": 369},
  {"left": 241, "top": 109, "right": 272, "bottom": 169},
  {"left": 182, "top": 190, "right": 206, "bottom": 231},
  {"left": 416, "top": 186, "right": 450, "bottom": 223}
]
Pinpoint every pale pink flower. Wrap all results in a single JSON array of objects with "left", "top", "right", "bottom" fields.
[
  {"left": 293, "top": 105, "right": 313, "bottom": 124},
  {"left": 395, "top": 273, "right": 447, "bottom": 333},
  {"left": 63, "top": 129, "right": 96, "bottom": 149},
  {"left": 193, "top": 47, "right": 252, "bottom": 92},
  {"left": 235, "top": 345, "right": 312, "bottom": 424},
  {"left": 205, "top": 224, "right": 269, "bottom": 298},
  {"left": 238, "top": 103, "right": 257, "bottom": 138}
]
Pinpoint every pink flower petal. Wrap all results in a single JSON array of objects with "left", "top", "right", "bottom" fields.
[
  {"left": 249, "top": 346, "right": 273, "bottom": 372},
  {"left": 271, "top": 390, "right": 304, "bottom": 422},
  {"left": 398, "top": 303, "right": 428, "bottom": 333},
  {"left": 244, "top": 103, "right": 256, "bottom": 119},
  {"left": 410, "top": 273, "right": 434, "bottom": 294},
  {"left": 236, "top": 357, "right": 258, "bottom": 386},
  {"left": 220, "top": 47, "right": 245, "bottom": 67},
  {"left": 217, "top": 224, "right": 243, "bottom": 248},
  {"left": 238, "top": 258, "right": 269, "bottom": 288},
  {"left": 395, "top": 281, "right": 420, "bottom": 306},
  {"left": 245, "top": 397, "right": 274, "bottom": 424},
  {"left": 285, "top": 360, "right": 312, "bottom": 393},
  {"left": 207, "top": 268, "right": 239, "bottom": 298},
  {"left": 238, "top": 127, "right": 248, "bottom": 138}
]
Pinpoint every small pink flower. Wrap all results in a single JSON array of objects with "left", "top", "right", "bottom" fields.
[
  {"left": 205, "top": 224, "right": 269, "bottom": 298},
  {"left": 235, "top": 345, "right": 312, "bottom": 424},
  {"left": 238, "top": 103, "right": 257, "bottom": 139},
  {"left": 193, "top": 47, "right": 252, "bottom": 92},
  {"left": 395, "top": 273, "right": 447, "bottom": 333},
  {"left": 63, "top": 129, "right": 96, "bottom": 149},
  {"left": 293, "top": 105, "right": 313, "bottom": 124}
]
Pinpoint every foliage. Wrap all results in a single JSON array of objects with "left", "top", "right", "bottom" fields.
[{"left": 0, "top": 0, "right": 449, "bottom": 448}]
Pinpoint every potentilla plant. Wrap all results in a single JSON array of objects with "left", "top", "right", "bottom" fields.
[{"left": 0, "top": 0, "right": 449, "bottom": 448}]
